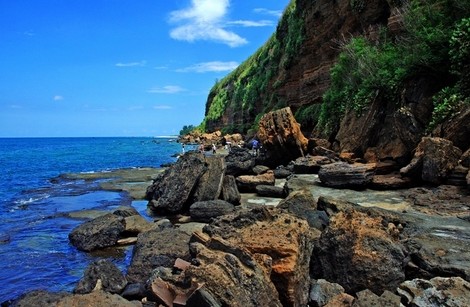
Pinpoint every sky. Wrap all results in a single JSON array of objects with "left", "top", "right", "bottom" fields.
[{"left": 0, "top": 0, "right": 288, "bottom": 137}]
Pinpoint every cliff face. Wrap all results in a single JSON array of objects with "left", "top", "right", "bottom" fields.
[
  {"left": 204, "top": 0, "right": 391, "bottom": 133},
  {"left": 203, "top": 0, "right": 469, "bottom": 163}
]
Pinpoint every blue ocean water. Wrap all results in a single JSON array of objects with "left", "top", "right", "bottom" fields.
[{"left": 0, "top": 137, "right": 181, "bottom": 303}]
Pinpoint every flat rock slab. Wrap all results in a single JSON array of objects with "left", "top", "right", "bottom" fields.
[{"left": 318, "top": 162, "right": 375, "bottom": 189}]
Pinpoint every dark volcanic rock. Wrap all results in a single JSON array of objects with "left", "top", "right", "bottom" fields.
[
  {"left": 192, "top": 156, "right": 226, "bottom": 202},
  {"left": 74, "top": 259, "right": 127, "bottom": 294},
  {"left": 68, "top": 213, "right": 125, "bottom": 252},
  {"left": 189, "top": 200, "right": 235, "bottom": 223},
  {"left": 255, "top": 185, "right": 286, "bottom": 198},
  {"left": 224, "top": 147, "right": 254, "bottom": 176},
  {"left": 318, "top": 162, "right": 375, "bottom": 189},
  {"left": 274, "top": 166, "right": 292, "bottom": 179},
  {"left": 291, "top": 155, "right": 333, "bottom": 174},
  {"left": 126, "top": 228, "right": 191, "bottom": 284},
  {"left": 308, "top": 279, "right": 346, "bottom": 307},
  {"left": 220, "top": 175, "right": 241, "bottom": 205},
  {"left": 146, "top": 152, "right": 207, "bottom": 214},
  {"left": 400, "top": 137, "right": 462, "bottom": 185},
  {"left": 354, "top": 289, "right": 401, "bottom": 307}
]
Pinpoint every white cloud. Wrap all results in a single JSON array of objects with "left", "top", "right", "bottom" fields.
[
  {"left": 177, "top": 61, "right": 239, "bottom": 73},
  {"left": 147, "top": 85, "right": 186, "bottom": 94},
  {"left": 169, "top": 0, "right": 247, "bottom": 47},
  {"left": 253, "top": 8, "right": 283, "bottom": 18},
  {"left": 53, "top": 95, "right": 64, "bottom": 101},
  {"left": 115, "top": 60, "right": 147, "bottom": 67},
  {"left": 227, "top": 20, "right": 274, "bottom": 27},
  {"left": 153, "top": 105, "right": 172, "bottom": 110}
]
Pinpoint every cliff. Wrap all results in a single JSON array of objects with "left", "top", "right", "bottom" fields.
[{"left": 202, "top": 0, "right": 469, "bottom": 163}]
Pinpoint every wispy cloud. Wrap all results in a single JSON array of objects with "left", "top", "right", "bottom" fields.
[
  {"left": 254, "top": 8, "right": 283, "bottom": 18},
  {"left": 128, "top": 105, "right": 144, "bottom": 111},
  {"left": 227, "top": 20, "right": 274, "bottom": 27},
  {"left": 153, "top": 105, "right": 172, "bottom": 110},
  {"left": 115, "top": 60, "right": 147, "bottom": 67},
  {"left": 53, "top": 95, "right": 64, "bottom": 101},
  {"left": 147, "top": 85, "right": 186, "bottom": 94},
  {"left": 169, "top": 0, "right": 247, "bottom": 47},
  {"left": 177, "top": 61, "right": 239, "bottom": 73}
]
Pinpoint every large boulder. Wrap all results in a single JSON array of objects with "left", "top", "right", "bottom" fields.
[
  {"left": 74, "top": 259, "right": 127, "bottom": 294},
  {"left": 220, "top": 175, "right": 241, "bottom": 205},
  {"left": 192, "top": 156, "right": 226, "bottom": 202},
  {"left": 224, "top": 147, "right": 255, "bottom": 176},
  {"left": 291, "top": 155, "right": 334, "bottom": 174},
  {"left": 258, "top": 107, "right": 309, "bottom": 167},
  {"left": 146, "top": 152, "right": 207, "bottom": 214},
  {"left": 318, "top": 162, "right": 376, "bottom": 189},
  {"left": 189, "top": 200, "right": 235, "bottom": 223},
  {"left": 398, "top": 277, "right": 470, "bottom": 307},
  {"left": 126, "top": 228, "right": 191, "bottom": 284},
  {"left": 312, "top": 208, "right": 406, "bottom": 294},
  {"left": 202, "top": 207, "right": 320, "bottom": 306},
  {"left": 68, "top": 213, "right": 125, "bottom": 252},
  {"left": 400, "top": 137, "right": 462, "bottom": 185}
]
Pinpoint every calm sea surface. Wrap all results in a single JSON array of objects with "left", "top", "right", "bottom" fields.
[{"left": 0, "top": 137, "right": 181, "bottom": 302}]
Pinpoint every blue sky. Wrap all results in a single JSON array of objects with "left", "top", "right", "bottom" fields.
[{"left": 0, "top": 0, "right": 287, "bottom": 137}]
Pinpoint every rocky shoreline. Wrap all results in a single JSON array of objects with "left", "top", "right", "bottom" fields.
[{"left": 6, "top": 108, "right": 470, "bottom": 307}]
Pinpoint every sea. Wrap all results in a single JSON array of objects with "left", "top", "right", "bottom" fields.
[{"left": 0, "top": 137, "right": 183, "bottom": 303}]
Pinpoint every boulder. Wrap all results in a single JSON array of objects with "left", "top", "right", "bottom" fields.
[
  {"left": 432, "top": 104, "right": 470, "bottom": 151},
  {"left": 235, "top": 171, "right": 275, "bottom": 193},
  {"left": 255, "top": 185, "right": 286, "bottom": 198},
  {"left": 312, "top": 208, "right": 406, "bottom": 294},
  {"left": 220, "top": 175, "right": 241, "bottom": 205},
  {"left": 74, "top": 259, "right": 127, "bottom": 294},
  {"left": 273, "top": 166, "right": 292, "bottom": 179},
  {"left": 277, "top": 189, "right": 328, "bottom": 230},
  {"left": 398, "top": 277, "right": 470, "bottom": 307},
  {"left": 185, "top": 239, "right": 282, "bottom": 307},
  {"left": 10, "top": 290, "right": 141, "bottom": 307},
  {"left": 291, "top": 155, "right": 333, "bottom": 174},
  {"left": 189, "top": 200, "right": 235, "bottom": 223},
  {"left": 192, "top": 156, "right": 226, "bottom": 202},
  {"left": 308, "top": 279, "right": 346, "bottom": 307},
  {"left": 124, "top": 215, "right": 154, "bottom": 234},
  {"left": 252, "top": 165, "right": 270, "bottom": 175},
  {"left": 370, "top": 173, "right": 414, "bottom": 190},
  {"left": 146, "top": 152, "right": 207, "bottom": 214},
  {"left": 311, "top": 146, "right": 338, "bottom": 160},
  {"left": 318, "top": 162, "right": 376, "bottom": 189},
  {"left": 113, "top": 206, "right": 140, "bottom": 217},
  {"left": 257, "top": 107, "right": 309, "bottom": 167},
  {"left": 400, "top": 137, "right": 462, "bottom": 185},
  {"left": 202, "top": 207, "right": 320, "bottom": 306},
  {"left": 68, "top": 213, "right": 125, "bottom": 252},
  {"left": 461, "top": 148, "right": 470, "bottom": 167},
  {"left": 224, "top": 147, "right": 255, "bottom": 176},
  {"left": 126, "top": 228, "right": 191, "bottom": 283},
  {"left": 353, "top": 289, "right": 401, "bottom": 307}
]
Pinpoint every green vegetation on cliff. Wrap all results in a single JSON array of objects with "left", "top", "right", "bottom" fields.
[
  {"left": 201, "top": 0, "right": 304, "bottom": 134},
  {"left": 318, "top": 0, "right": 470, "bottom": 136}
]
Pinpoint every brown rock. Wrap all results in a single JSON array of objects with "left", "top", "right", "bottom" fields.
[
  {"left": 291, "top": 155, "right": 333, "bottom": 174},
  {"left": 235, "top": 170, "right": 275, "bottom": 193},
  {"left": 370, "top": 174, "right": 414, "bottom": 190},
  {"left": 318, "top": 162, "right": 376, "bottom": 189},
  {"left": 258, "top": 107, "right": 309, "bottom": 167},
  {"left": 460, "top": 148, "right": 470, "bottom": 167},
  {"left": 401, "top": 137, "right": 462, "bottom": 185},
  {"left": 203, "top": 207, "right": 321, "bottom": 306},
  {"left": 353, "top": 289, "right": 401, "bottom": 307},
  {"left": 313, "top": 208, "right": 405, "bottom": 294}
]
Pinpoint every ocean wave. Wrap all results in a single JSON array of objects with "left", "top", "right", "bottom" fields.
[{"left": 14, "top": 194, "right": 50, "bottom": 206}]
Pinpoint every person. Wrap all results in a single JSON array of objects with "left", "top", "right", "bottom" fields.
[
  {"left": 212, "top": 143, "right": 217, "bottom": 154},
  {"left": 182, "top": 143, "right": 185, "bottom": 154},
  {"left": 199, "top": 143, "right": 204, "bottom": 154},
  {"left": 252, "top": 139, "right": 259, "bottom": 156}
]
